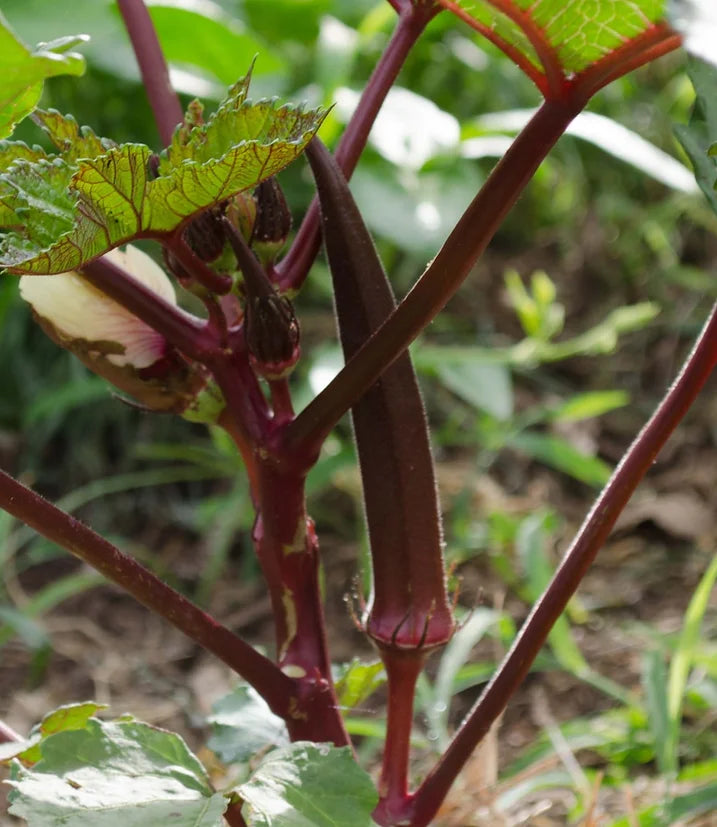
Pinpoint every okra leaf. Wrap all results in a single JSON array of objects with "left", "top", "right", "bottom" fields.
[
  {"left": 207, "top": 683, "right": 289, "bottom": 764},
  {"left": 0, "top": 14, "right": 86, "bottom": 140},
  {"left": 436, "top": 0, "right": 676, "bottom": 98},
  {"left": 7, "top": 712, "right": 227, "bottom": 826},
  {"left": 0, "top": 703, "right": 104, "bottom": 765},
  {"left": 0, "top": 75, "right": 325, "bottom": 274},
  {"left": 306, "top": 140, "right": 453, "bottom": 648},
  {"left": 238, "top": 742, "right": 378, "bottom": 827}
]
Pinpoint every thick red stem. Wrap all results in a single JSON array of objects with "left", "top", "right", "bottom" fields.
[
  {"left": 276, "top": 4, "right": 438, "bottom": 293},
  {"left": 0, "top": 468, "right": 295, "bottom": 718},
  {"left": 252, "top": 461, "right": 350, "bottom": 746},
  {"left": 285, "top": 99, "right": 581, "bottom": 456},
  {"left": 408, "top": 301, "right": 717, "bottom": 827},
  {"left": 117, "top": 0, "right": 183, "bottom": 146}
]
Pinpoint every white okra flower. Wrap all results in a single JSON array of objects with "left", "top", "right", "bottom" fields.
[{"left": 19, "top": 245, "right": 223, "bottom": 420}]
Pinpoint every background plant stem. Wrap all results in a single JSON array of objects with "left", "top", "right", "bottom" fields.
[
  {"left": 408, "top": 300, "right": 717, "bottom": 827},
  {"left": 276, "top": 3, "right": 439, "bottom": 293},
  {"left": 117, "top": 0, "right": 183, "bottom": 146}
]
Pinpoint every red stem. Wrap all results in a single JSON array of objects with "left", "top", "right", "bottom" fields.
[
  {"left": 437, "top": 0, "right": 562, "bottom": 98},
  {"left": 408, "top": 301, "right": 717, "bottom": 827},
  {"left": 373, "top": 652, "right": 425, "bottom": 826},
  {"left": 269, "top": 379, "right": 295, "bottom": 425},
  {"left": 573, "top": 22, "right": 681, "bottom": 101},
  {"left": 117, "top": 0, "right": 184, "bottom": 147},
  {"left": 208, "top": 348, "right": 271, "bottom": 447},
  {"left": 82, "top": 256, "right": 217, "bottom": 361},
  {"left": 284, "top": 99, "right": 581, "bottom": 456},
  {"left": 165, "top": 236, "right": 233, "bottom": 296},
  {"left": 275, "top": 3, "right": 438, "bottom": 293},
  {"left": 0, "top": 468, "right": 295, "bottom": 718}
]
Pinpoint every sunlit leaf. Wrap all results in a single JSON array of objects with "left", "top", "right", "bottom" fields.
[
  {"left": 7, "top": 714, "right": 227, "bottom": 826},
  {"left": 239, "top": 742, "right": 378, "bottom": 827},
  {"left": 437, "top": 0, "right": 676, "bottom": 98},
  {"left": 0, "top": 13, "right": 86, "bottom": 140},
  {"left": 334, "top": 660, "right": 386, "bottom": 710},
  {"left": 0, "top": 76, "right": 325, "bottom": 274}
]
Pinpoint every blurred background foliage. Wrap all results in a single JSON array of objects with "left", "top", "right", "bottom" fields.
[{"left": 1, "top": 2, "right": 717, "bottom": 823}]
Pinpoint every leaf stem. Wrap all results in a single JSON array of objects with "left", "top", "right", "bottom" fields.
[
  {"left": 284, "top": 99, "right": 581, "bottom": 455},
  {"left": 408, "top": 300, "right": 717, "bottom": 827},
  {"left": 0, "top": 468, "right": 296, "bottom": 718},
  {"left": 165, "top": 236, "right": 233, "bottom": 295},
  {"left": 275, "top": 2, "right": 439, "bottom": 293},
  {"left": 117, "top": 0, "right": 184, "bottom": 147}
]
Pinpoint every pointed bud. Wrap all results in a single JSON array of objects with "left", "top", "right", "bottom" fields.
[
  {"left": 251, "top": 177, "right": 292, "bottom": 267},
  {"left": 244, "top": 292, "right": 300, "bottom": 380},
  {"left": 19, "top": 245, "right": 220, "bottom": 418},
  {"left": 182, "top": 204, "right": 228, "bottom": 264}
]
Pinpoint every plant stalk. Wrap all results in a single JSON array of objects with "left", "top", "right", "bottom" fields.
[
  {"left": 0, "top": 468, "right": 295, "bottom": 719},
  {"left": 117, "top": 0, "right": 184, "bottom": 147},
  {"left": 409, "top": 300, "right": 717, "bottom": 827},
  {"left": 252, "top": 461, "right": 351, "bottom": 747},
  {"left": 285, "top": 98, "right": 582, "bottom": 456},
  {"left": 373, "top": 651, "right": 426, "bottom": 826},
  {"left": 276, "top": 2, "right": 439, "bottom": 293}
]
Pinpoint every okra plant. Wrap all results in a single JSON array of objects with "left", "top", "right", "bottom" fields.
[{"left": 0, "top": 1, "right": 715, "bottom": 825}]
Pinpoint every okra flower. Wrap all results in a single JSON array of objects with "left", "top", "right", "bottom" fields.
[{"left": 19, "top": 245, "right": 220, "bottom": 418}]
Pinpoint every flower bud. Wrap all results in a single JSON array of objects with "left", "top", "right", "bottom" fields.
[
  {"left": 244, "top": 292, "right": 300, "bottom": 380},
  {"left": 182, "top": 205, "right": 227, "bottom": 264},
  {"left": 251, "top": 177, "right": 292, "bottom": 267},
  {"left": 19, "top": 245, "right": 218, "bottom": 417}
]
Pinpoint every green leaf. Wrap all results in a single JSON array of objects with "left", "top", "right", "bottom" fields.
[
  {"left": 334, "top": 660, "right": 386, "bottom": 710},
  {"left": 31, "top": 109, "right": 115, "bottom": 161},
  {"left": 664, "top": 553, "right": 717, "bottom": 774},
  {"left": 4, "top": 702, "right": 107, "bottom": 766},
  {"left": 675, "top": 59, "right": 717, "bottom": 217},
  {"left": 548, "top": 390, "right": 629, "bottom": 422},
  {"left": 438, "top": 0, "right": 666, "bottom": 85},
  {"left": 0, "top": 13, "right": 86, "bottom": 140},
  {"left": 0, "top": 77, "right": 326, "bottom": 274},
  {"left": 207, "top": 684, "right": 289, "bottom": 764},
  {"left": 435, "top": 361, "right": 514, "bottom": 420},
  {"left": 642, "top": 648, "right": 672, "bottom": 774},
  {"left": 146, "top": 1, "right": 285, "bottom": 86},
  {"left": 238, "top": 742, "right": 378, "bottom": 827},
  {"left": 428, "top": 609, "right": 501, "bottom": 748},
  {"left": 509, "top": 430, "right": 612, "bottom": 487},
  {"left": 7, "top": 714, "right": 227, "bottom": 826}
]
